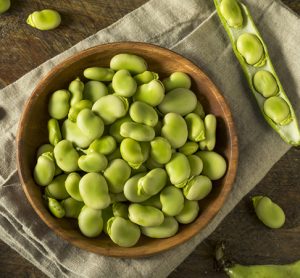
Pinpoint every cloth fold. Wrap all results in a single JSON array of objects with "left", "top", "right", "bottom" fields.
[{"left": 0, "top": 0, "right": 299, "bottom": 277}]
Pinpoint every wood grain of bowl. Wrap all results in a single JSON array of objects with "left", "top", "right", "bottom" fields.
[{"left": 16, "top": 42, "right": 238, "bottom": 257}]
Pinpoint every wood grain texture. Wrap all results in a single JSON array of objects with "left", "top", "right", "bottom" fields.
[
  {"left": 17, "top": 42, "right": 238, "bottom": 257},
  {"left": 0, "top": 0, "right": 299, "bottom": 277}
]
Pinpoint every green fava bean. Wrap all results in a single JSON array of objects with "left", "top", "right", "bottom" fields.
[
  {"left": 48, "top": 89, "right": 70, "bottom": 120},
  {"left": 78, "top": 206, "right": 103, "bottom": 238},
  {"left": 0, "top": 0, "right": 10, "bottom": 14},
  {"left": 46, "top": 174, "right": 69, "bottom": 200},
  {"left": 112, "top": 69, "right": 137, "bottom": 97},
  {"left": 112, "top": 202, "right": 128, "bottom": 219},
  {"left": 166, "top": 153, "right": 191, "bottom": 187},
  {"left": 178, "top": 141, "right": 199, "bottom": 156},
  {"left": 48, "top": 198, "right": 65, "bottom": 218},
  {"left": 36, "top": 144, "right": 54, "bottom": 158},
  {"left": 236, "top": 33, "right": 265, "bottom": 66},
  {"left": 138, "top": 168, "right": 167, "bottom": 196},
  {"left": 78, "top": 152, "right": 108, "bottom": 173},
  {"left": 88, "top": 136, "right": 117, "bottom": 155},
  {"left": 129, "top": 101, "right": 158, "bottom": 127},
  {"left": 150, "top": 137, "right": 172, "bottom": 164},
  {"left": 27, "top": 9, "right": 61, "bottom": 30},
  {"left": 107, "top": 216, "right": 141, "bottom": 247},
  {"left": 263, "top": 96, "right": 291, "bottom": 125},
  {"left": 128, "top": 204, "right": 164, "bottom": 227},
  {"left": 252, "top": 196, "right": 285, "bottom": 229},
  {"left": 83, "top": 67, "right": 115, "bottom": 82},
  {"left": 134, "top": 71, "right": 158, "bottom": 85},
  {"left": 79, "top": 173, "right": 110, "bottom": 210},
  {"left": 196, "top": 151, "right": 227, "bottom": 180},
  {"left": 175, "top": 200, "right": 199, "bottom": 224},
  {"left": 92, "top": 95, "right": 128, "bottom": 124},
  {"left": 104, "top": 158, "right": 131, "bottom": 193},
  {"left": 219, "top": 0, "right": 243, "bottom": 28},
  {"left": 158, "top": 88, "right": 197, "bottom": 116},
  {"left": 54, "top": 140, "right": 79, "bottom": 172},
  {"left": 68, "top": 77, "right": 84, "bottom": 106},
  {"left": 187, "top": 154, "right": 203, "bottom": 176},
  {"left": 161, "top": 113, "right": 188, "bottom": 148},
  {"left": 33, "top": 152, "right": 56, "bottom": 186},
  {"left": 199, "top": 114, "right": 217, "bottom": 151},
  {"left": 62, "top": 119, "right": 94, "bottom": 148},
  {"left": 83, "top": 81, "right": 108, "bottom": 103},
  {"left": 77, "top": 109, "right": 104, "bottom": 140},
  {"left": 120, "top": 122, "right": 155, "bottom": 142},
  {"left": 141, "top": 216, "right": 178, "bottom": 239},
  {"left": 48, "top": 118, "right": 62, "bottom": 146},
  {"left": 141, "top": 194, "right": 162, "bottom": 209},
  {"left": 134, "top": 79, "right": 165, "bottom": 106},
  {"left": 61, "top": 197, "right": 84, "bottom": 218},
  {"left": 162, "top": 72, "right": 191, "bottom": 91},
  {"left": 183, "top": 175, "right": 212, "bottom": 201},
  {"left": 160, "top": 186, "right": 184, "bottom": 216},
  {"left": 253, "top": 70, "right": 278, "bottom": 98},
  {"left": 185, "top": 113, "right": 205, "bottom": 142},
  {"left": 109, "top": 116, "right": 133, "bottom": 143},
  {"left": 120, "top": 138, "right": 145, "bottom": 169},
  {"left": 110, "top": 53, "right": 147, "bottom": 74},
  {"left": 193, "top": 100, "right": 205, "bottom": 119},
  {"left": 65, "top": 173, "right": 82, "bottom": 201},
  {"left": 68, "top": 100, "right": 93, "bottom": 122},
  {"left": 35, "top": 148, "right": 61, "bottom": 177},
  {"left": 102, "top": 205, "right": 113, "bottom": 234},
  {"left": 124, "top": 173, "right": 151, "bottom": 203}
]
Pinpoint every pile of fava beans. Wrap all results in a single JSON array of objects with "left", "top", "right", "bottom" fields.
[{"left": 33, "top": 53, "right": 227, "bottom": 247}]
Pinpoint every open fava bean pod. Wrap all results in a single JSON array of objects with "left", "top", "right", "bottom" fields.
[{"left": 214, "top": 0, "right": 300, "bottom": 146}]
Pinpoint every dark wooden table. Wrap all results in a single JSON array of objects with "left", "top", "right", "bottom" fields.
[{"left": 1, "top": 1, "right": 299, "bottom": 277}]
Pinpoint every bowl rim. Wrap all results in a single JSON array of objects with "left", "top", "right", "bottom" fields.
[{"left": 16, "top": 41, "right": 238, "bottom": 257}]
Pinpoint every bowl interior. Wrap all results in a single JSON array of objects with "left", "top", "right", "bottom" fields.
[{"left": 17, "top": 42, "right": 238, "bottom": 257}]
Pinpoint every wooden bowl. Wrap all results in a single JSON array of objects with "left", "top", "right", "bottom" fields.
[{"left": 17, "top": 42, "right": 238, "bottom": 257}]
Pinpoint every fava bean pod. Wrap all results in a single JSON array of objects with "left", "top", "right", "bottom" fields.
[{"left": 214, "top": 0, "right": 300, "bottom": 146}]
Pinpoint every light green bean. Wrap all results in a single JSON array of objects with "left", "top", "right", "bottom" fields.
[
  {"left": 48, "top": 89, "right": 70, "bottom": 120},
  {"left": 128, "top": 204, "right": 164, "bottom": 227},
  {"left": 33, "top": 152, "right": 56, "bottom": 186},
  {"left": 104, "top": 158, "right": 131, "bottom": 193},
  {"left": 107, "top": 216, "right": 141, "bottom": 247},
  {"left": 83, "top": 81, "right": 108, "bottom": 103},
  {"left": 54, "top": 140, "right": 79, "bottom": 172},
  {"left": 68, "top": 77, "right": 84, "bottom": 106},
  {"left": 162, "top": 72, "right": 191, "bottom": 91},
  {"left": 110, "top": 53, "right": 147, "bottom": 74},
  {"left": 160, "top": 186, "right": 184, "bottom": 216},
  {"left": 252, "top": 196, "right": 285, "bottom": 229},
  {"left": 158, "top": 88, "right": 197, "bottom": 115},
  {"left": 48, "top": 119, "right": 62, "bottom": 146},
  {"left": 79, "top": 173, "right": 110, "bottom": 210},
  {"left": 83, "top": 67, "right": 115, "bottom": 82},
  {"left": 78, "top": 206, "right": 103, "bottom": 238},
  {"left": 27, "top": 9, "right": 61, "bottom": 31},
  {"left": 112, "top": 69, "right": 137, "bottom": 97},
  {"left": 141, "top": 216, "right": 178, "bottom": 238},
  {"left": 161, "top": 113, "right": 188, "bottom": 148}
]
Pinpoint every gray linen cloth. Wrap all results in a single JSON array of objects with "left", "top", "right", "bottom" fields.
[{"left": 0, "top": 0, "right": 299, "bottom": 277}]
